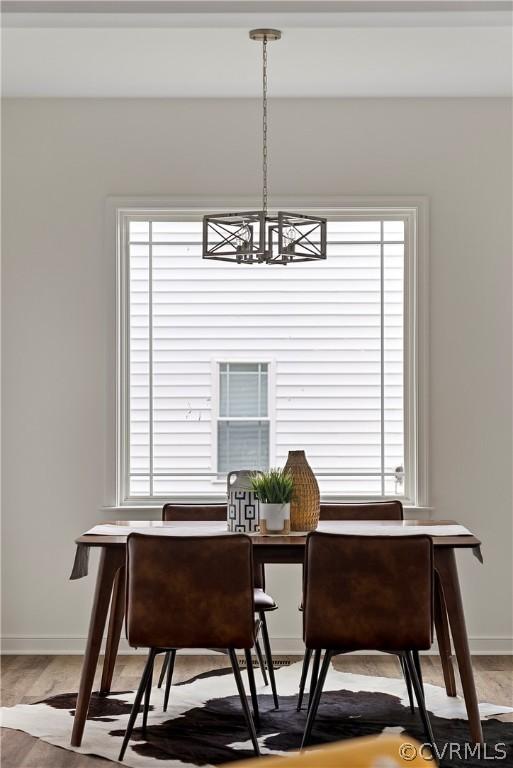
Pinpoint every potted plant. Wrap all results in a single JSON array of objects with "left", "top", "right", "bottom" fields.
[{"left": 250, "top": 468, "right": 294, "bottom": 535}]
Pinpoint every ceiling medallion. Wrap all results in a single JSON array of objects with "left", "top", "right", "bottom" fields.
[{"left": 202, "top": 29, "right": 327, "bottom": 265}]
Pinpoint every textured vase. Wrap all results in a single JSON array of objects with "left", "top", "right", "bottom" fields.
[{"left": 284, "top": 450, "right": 320, "bottom": 532}]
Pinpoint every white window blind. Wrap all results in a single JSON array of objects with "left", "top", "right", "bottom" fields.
[{"left": 121, "top": 211, "right": 415, "bottom": 502}]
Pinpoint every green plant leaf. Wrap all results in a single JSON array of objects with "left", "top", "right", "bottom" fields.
[{"left": 249, "top": 468, "right": 293, "bottom": 504}]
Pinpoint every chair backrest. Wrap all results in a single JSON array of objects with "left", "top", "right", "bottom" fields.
[
  {"left": 126, "top": 533, "right": 255, "bottom": 650},
  {"left": 320, "top": 500, "right": 404, "bottom": 521},
  {"left": 303, "top": 532, "right": 433, "bottom": 652},
  {"left": 162, "top": 503, "right": 264, "bottom": 589},
  {"left": 162, "top": 502, "right": 403, "bottom": 525},
  {"left": 162, "top": 503, "right": 226, "bottom": 523}
]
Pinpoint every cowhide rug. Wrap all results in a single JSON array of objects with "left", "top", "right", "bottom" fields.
[{"left": 1, "top": 661, "right": 512, "bottom": 767}]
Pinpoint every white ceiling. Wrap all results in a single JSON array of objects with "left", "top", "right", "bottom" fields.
[{"left": 2, "top": 1, "right": 512, "bottom": 97}]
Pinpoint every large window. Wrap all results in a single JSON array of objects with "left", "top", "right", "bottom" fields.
[{"left": 118, "top": 207, "right": 424, "bottom": 505}]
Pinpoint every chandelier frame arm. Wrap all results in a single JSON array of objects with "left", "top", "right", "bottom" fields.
[{"left": 208, "top": 221, "right": 252, "bottom": 252}]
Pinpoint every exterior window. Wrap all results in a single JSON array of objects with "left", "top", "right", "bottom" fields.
[
  {"left": 217, "top": 363, "right": 270, "bottom": 474},
  {"left": 118, "top": 208, "right": 423, "bottom": 504}
]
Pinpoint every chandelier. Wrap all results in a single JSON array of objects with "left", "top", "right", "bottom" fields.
[{"left": 202, "top": 29, "right": 327, "bottom": 265}]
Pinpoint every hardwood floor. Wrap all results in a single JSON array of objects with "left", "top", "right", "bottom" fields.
[{"left": 1, "top": 654, "right": 512, "bottom": 767}]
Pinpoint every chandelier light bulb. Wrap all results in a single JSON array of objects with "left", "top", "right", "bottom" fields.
[
  {"left": 283, "top": 226, "right": 297, "bottom": 254},
  {"left": 236, "top": 223, "right": 252, "bottom": 250}
]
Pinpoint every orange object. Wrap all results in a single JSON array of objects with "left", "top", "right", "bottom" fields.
[{"left": 227, "top": 735, "right": 435, "bottom": 768}]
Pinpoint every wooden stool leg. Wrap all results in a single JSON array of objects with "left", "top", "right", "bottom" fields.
[
  {"left": 434, "top": 570, "right": 457, "bottom": 697},
  {"left": 435, "top": 548, "right": 483, "bottom": 744},
  {"left": 100, "top": 566, "right": 125, "bottom": 695},
  {"left": 71, "top": 547, "right": 124, "bottom": 747}
]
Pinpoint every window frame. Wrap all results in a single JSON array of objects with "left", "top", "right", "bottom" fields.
[
  {"left": 109, "top": 196, "right": 428, "bottom": 510},
  {"left": 211, "top": 358, "right": 276, "bottom": 480}
]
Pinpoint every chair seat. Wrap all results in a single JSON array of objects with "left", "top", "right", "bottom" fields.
[{"left": 254, "top": 588, "right": 277, "bottom": 611}]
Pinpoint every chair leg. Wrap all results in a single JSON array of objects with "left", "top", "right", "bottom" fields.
[
  {"left": 228, "top": 649, "right": 260, "bottom": 756},
  {"left": 297, "top": 648, "right": 312, "bottom": 711},
  {"left": 254, "top": 636, "right": 269, "bottom": 687},
  {"left": 119, "top": 649, "right": 157, "bottom": 762},
  {"left": 142, "top": 656, "right": 154, "bottom": 736},
  {"left": 405, "top": 650, "right": 435, "bottom": 748},
  {"left": 412, "top": 650, "right": 424, "bottom": 694},
  {"left": 307, "top": 648, "right": 321, "bottom": 711},
  {"left": 259, "top": 611, "right": 279, "bottom": 709},
  {"left": 244, "top": 648, "right": 260, "bottom": 730},
  {"left": 301, "top": 650, "right": 332, "bottom": 749},
  {"left": 157, "top": 651, "right": 170, "bottom": 688},
  {"left": 399, "top": 654, "right": 415, "bottom": 714},
  {"left": 163, "top": 649, "right": 176, "bottom": 712}
]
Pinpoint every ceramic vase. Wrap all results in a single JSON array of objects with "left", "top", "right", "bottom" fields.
[{"left": 226, "top": 470, "right": 260, "bottom": 532}]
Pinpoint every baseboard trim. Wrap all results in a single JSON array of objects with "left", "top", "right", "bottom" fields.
[{"left": 2, "top": 635, "right": 512, "bottom": 655}]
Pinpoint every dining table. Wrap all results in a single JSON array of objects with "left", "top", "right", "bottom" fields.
[{"left": 70, "top": 518, "right": 484, "bottom": 747}]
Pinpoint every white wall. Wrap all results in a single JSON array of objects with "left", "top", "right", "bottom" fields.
[{"left": 2, "top": 98, "right": 512, "bottom": 653}]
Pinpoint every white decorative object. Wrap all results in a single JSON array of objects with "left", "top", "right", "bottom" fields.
[
  {"left": 259, "top": 502, "right": 290, "bottom": 535},
  {"left": 226, "top": 470, "right": 260, "bottom": 532}
]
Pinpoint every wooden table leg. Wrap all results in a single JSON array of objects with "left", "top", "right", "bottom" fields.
[
  {"left": 71, "top": 547, "right": 124, "bottom": 747},
  {"left": 434, "top": 570, "right": 457, "bottom": 697},
  {"left": 435, "top": 548, "right": 483, "bottom": 744},
  {"left": 100, "top": 565, "right": 125, "bottom": 695}
]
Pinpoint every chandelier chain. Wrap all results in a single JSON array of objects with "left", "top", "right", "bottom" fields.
[{"left": 262, "top": 36, "right": 268, "bottom": 217}]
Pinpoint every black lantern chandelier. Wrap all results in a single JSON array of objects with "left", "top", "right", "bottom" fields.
[{"left": 202, "top": 29, "right": 327, "bottom": 265}]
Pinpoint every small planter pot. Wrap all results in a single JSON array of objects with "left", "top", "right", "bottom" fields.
[{"left": 259, "top": 503, "right": 290, "bottom": 535}]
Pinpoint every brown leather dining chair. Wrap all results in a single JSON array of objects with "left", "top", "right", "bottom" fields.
[
  {"left": 157, "top": 504, "right": 279, "bottom": 711},
  {"left": 300, "top": 532, "right": 435, "bottom": 750},
  {"left": 119, "top": 533, "right": 260, "bottom": 761},
  {"left": 297, "top": 501, "right": 421, "bottom": 714}
]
